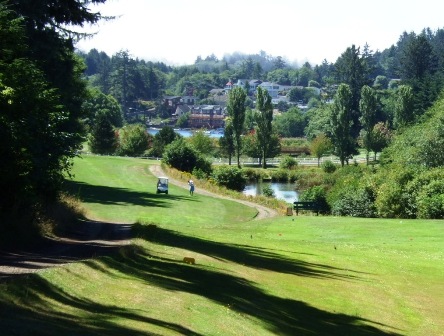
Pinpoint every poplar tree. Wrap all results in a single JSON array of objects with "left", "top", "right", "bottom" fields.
[
  {"left": 359, "top": 85, "right": 378, "bottom": 164},
  {"left": 227, "top": 87, "right": 246, "bottom": 168},
  {"left": 330, "top": 84, "right": 356, "bottom": 166},
  {"left": 255, "top": 87, "right": 274, "bottom": 168}
]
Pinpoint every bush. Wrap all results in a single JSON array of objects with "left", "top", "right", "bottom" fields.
[
  {"left": 262, "top": 185, "right": 275, "bottom": 197},
  {"left": 163, "top": 138, "right": 212, "bottom": 175},
  {"left": 416, "top": 179, "right": 444, "bottom": 219},
  {"left": 279, "top": 156, "right": 298, "bottom": 170},
  {"left": 374, "top": 165, "right": 416, "bottom": 218},
  {"left": 331, "top": 187, "right": 377, "bottom": 217},
  {"left": 270, "top": 169, "right": 289, "bottom": 182},
  {"left": 299, "top": 186, "right": 329, "bottom": 214},
  {"left": 211, "top": 165, "right": 247, "bottom": 191},
  {"left": 116, "top": 124, "right": 149, "bottom": 156},
  {"left": 321, "top": 160, "right": 337, "bottom": 173}
]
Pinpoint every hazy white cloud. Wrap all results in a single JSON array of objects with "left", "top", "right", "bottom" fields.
[{"left": 76, "top": 0, "right": 444, "bottom": 66}]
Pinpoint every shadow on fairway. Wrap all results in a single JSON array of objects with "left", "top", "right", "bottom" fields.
[
  {"left": 135, "top": 225, "right": 370, "bottom": 280},
  {"left": 95, "top": 225, "right": 401, "bottom": 335},
  {"left": 0, "top": 275, "right": 204, "bottom": 336},
  {"left": 64, "top": 180, "right": 191, "bottom": 208},
  {"left": 0, "top": 224, "right": 402, "bottom": 335}
]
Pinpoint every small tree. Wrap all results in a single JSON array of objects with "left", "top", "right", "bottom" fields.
[
  {"left": 370, "top": 122, "right": 392, "bottom": 161},
  {"left": 117, "top": 124, "right": 149, "bottom": 156},
  {"left": 219, "top": 119, "right": 235, "bottom": 165},
  {"left": 151, "top": 126, "right": 180, "bottom": 157},
  {"left": 310, "top": 133, "right": 333, "bottom": 167},
  {"left": 162, "top": 138, "right": 211, "bottom": 174},
  {"left": 188, "top": 129, "right": 214, "bottom": 156}
]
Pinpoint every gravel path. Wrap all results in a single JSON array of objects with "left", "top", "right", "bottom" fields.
[{"left": 0, "top": 164, "right": 278, "bottom": 278}]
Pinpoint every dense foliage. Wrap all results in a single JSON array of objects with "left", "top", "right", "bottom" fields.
[{"left": 0, "top": 1, "right": 105, "bottom": 234}]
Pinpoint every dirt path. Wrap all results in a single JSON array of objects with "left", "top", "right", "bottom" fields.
[
  {"left": 0, "top": 220, "right": 132, "bottom": 279},
  {"left": 149, "top": 164, "right": 279, "bottom": 220},
  {"left": 0, "top": 164, "right": 278, "bottom": 278}
]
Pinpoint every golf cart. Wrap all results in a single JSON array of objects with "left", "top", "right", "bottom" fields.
[{"left": 156, "top": 177, "right": 169, "bottom": 194}]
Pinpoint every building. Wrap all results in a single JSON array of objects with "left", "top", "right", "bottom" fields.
[{"left": 188, "top": 105, "right": 226, "bottom": 129}]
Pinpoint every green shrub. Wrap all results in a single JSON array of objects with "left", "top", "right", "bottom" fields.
[
  {"left": 321, "top": 160, "right": 337, "bottom": 173},
  {"left": 262, "top": 185, "right": 275, "bottom": 197},
  {"left": 416, "top": 180, "right": 444, "bottom": 219},
  {"left": 288, "top": 170, "right": 299, "bottom": 183},
  {"left": 299, "top": 186, "right": 329, "bottom": 214},
  {"left": 279, "top": 155, "right": 298, "bottom": 170},
  {"left": 163, "top": 138, "right": 212, "bottom": 174},
  {"left": 211, "top": 165, "right": 247, "bottom": 191},
  {"left": 374, "top": 165, "right": 416, "bottom": 218},
  {"left": 331, "top": 187, "right": 377, "bottom": 217},
  {"left": 270, "top": 169, "right": 289, "bottom": 182},
  {"left": 243, "top": 168, "right": 261, "bottom": 181}
]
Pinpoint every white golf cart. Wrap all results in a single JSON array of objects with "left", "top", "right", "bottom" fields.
[{"left": 156, "top": 177, "right": 169, "bottom": 194}]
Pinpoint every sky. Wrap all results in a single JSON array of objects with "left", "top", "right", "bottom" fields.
[{"left": 75, "top": 0, "right": 444, "bottom": 66}]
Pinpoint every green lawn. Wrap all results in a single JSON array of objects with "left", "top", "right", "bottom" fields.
[{"left": 0, "top": 155, "right": 442, "bottom": 335}]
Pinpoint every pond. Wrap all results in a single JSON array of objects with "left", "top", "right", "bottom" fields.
[
  {"left": 243, "top": 181, "right": 299, "bottom": 204},
  {"left": 147, "top": 128, "right": 224, "bottom": 138}
]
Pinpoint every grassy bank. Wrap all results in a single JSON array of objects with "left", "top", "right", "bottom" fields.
[{"left": 0, "top": 155, "right": 442, "bottom": 335}]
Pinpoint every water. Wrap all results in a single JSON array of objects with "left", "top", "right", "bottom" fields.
[
  {"left": 243, "top": 181, "right": 298, "bottom": 204},
  {"left": 147, "top": 128, "right": 224, "bottom": 138}
]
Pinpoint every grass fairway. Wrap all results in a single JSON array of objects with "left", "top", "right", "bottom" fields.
[{"left": 0, "top": 155, "right": 443, "bottom": 335}]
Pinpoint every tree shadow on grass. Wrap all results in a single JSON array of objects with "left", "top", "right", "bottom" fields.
[
  {"left": 0, "top": 224, "right": 403, "bottom": 335},
  {"left": 64, "top": 180, "right": 191, "bottom": 208},
  {"left": 0, "top": 275, "right": 204, "bottom": 336},
  {"left": 135, "top": 225, "right": 370, "bottom": 280},
  {"left": 97, "top": 236, "right": 403, "bottom": 335},
  {"left": 0, "top": 219, "right": 132, "bottom": 277}
]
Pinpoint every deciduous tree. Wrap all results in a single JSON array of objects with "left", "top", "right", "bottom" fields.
[
  {"left": 227, "top": 87, "right": 246, "bottom": 168},
  {"left": 255, "top": 87, "right": 274, "bottom": 168},
  {"left": 330, "top": 84, "right": 357, "bottom": 166},
  {"left": 359, "top": 85, "right": 378, "bottom": 164},
  {"left": 310, "top": 134, "right": 333, "bottom": 167}
]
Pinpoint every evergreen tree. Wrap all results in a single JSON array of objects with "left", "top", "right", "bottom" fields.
[
  {"left": 88, "top": 113, "right": 117, "bottom": 155},
  {"left": 1, "top": 1, "right": 106, "bottom": 227}
]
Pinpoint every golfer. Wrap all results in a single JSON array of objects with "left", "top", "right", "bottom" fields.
[{"left": 188, "top": 180, "right": 195, "bottom": 195}]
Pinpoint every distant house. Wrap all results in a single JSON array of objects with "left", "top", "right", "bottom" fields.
[
  {"left": 224, "top": 81, "right": 234, "bottom": 92},
  {"left": 175, "top": 104, "right": 191, "bottom": 117},
  {"left": 162, "top": 96, "right": 182, "bottom": 114},
  {"left": 258, "top": 82, "right": 281, "bottom": 98},
  {"left": 188, "top": 105, "right": 226, "bottom": 129},
  {"left": 180, "top": 96, "right": 198, "bottom": 105}
]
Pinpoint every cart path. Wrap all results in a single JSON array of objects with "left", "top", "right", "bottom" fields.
[
  {"left": 149, "top": 164, "right": 279, "bottom": 221},
  {"left": 0, "top": 220, "right": 132, "bottom": 279}
]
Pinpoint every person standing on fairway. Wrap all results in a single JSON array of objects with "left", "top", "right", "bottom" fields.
[{"left": 188, "top": 180, "right": 195, "bottom": 195}]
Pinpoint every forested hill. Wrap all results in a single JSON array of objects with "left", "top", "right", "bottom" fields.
[{"left": 79, "top": 27, "right": 444, "bottom": 115}]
